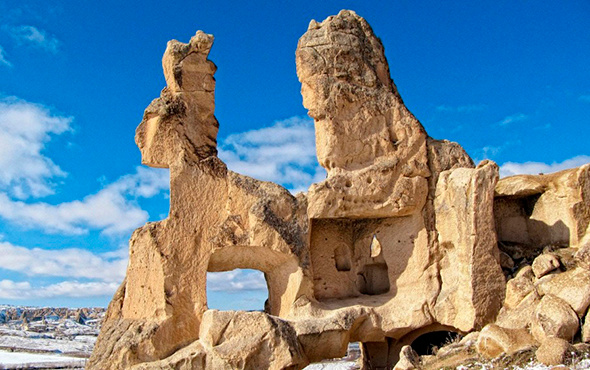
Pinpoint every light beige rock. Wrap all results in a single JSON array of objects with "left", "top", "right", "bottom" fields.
[
  {"left": 535, "top": 336, "right": 573, "bottom": 366},
  {"left": 434, "top": 160, "right": 505, "bottom": 331},
  {"left": 393, "top": 345, "right": 420, "bottom": 370},
  {"left": 503, "top": 266, "right": 535, "bottom": 309},
  {"left": 530, "top": 294, "right": 579, "bottom": 342},
  {"left": 475, "top": 324, "right": 537, "bottom": 358},
  {"left": 536, "top": 267, "right": 590, "bottom": 317},
  {"left": 131, "top": 310, "right": 308, "bottom": 370},
  {"left": 574, "top": 241, "right": 590, "bottom": 269},
  {"left": 496, "top": 290, "right": 541, "bottom": 330},
  {"left": 495, "top": 164, "right": 590, "bottom": 248},
  {"left": 89, "top": 9, "right": 590, "bottom": 370},
  {"left": 531, "top": 253, "right": 560, "bottom": 278},
  {"left": 582, "top": 310, "right": 590, "bottom": 343},
  {"left": 298, "top": 10, "right": 430, "bottom": 220}
]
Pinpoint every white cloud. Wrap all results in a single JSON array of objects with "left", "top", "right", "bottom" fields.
[
  {"left": 499, "top": 155, "right": 590, "bottom": 178},
  {"left": 435, "top": 104, "right": 487, "bottom": 113},
  {"left": 0, "top": 279, "right": 120, "bottom": 299},
  {"left": 0, "top": 45, "right": 11, "bottom": 67},
  {"left": 498, "top": 113, "right": 528, "bottom": 126},
  {"left": 10, "top": 25, "right": 59, "bottom": 53},
  {"left": 0, "top": 241, "right": 127, "bottom": 283},
  {"left": 218, "top": 116, "right": 326, "bottom": 193},
  {"left": 0, "top": 166, "right": 169, "bottom": 235},
  {"left": 207, "top": 269, "right": 267, "bottom": 292},
  {"left": 0, "top": 97, "right": 71, "bottom": 199}
]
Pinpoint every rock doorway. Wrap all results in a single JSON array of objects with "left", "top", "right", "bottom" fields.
[
  {"left": 206, "top": 269, "right": 269, "bottom": 312},
  {"left": 411, "top": 330, "right": 461, "bottom": 356}
]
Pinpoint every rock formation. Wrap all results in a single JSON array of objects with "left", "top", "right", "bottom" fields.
[{"left": 89, "top": 10, "right": 590, "bottom": 369}]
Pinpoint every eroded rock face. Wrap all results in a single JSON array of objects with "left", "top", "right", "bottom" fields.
[
  {"left": 297, "top": 11, "right": 430, "bottom": 219},
  {"left": 89, "top": 9, "right": 590, "bottom": 370}
]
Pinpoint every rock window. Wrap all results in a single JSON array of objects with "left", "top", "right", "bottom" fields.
[{"left": 206, "top": 269, "right": 269, "bottom": 312}]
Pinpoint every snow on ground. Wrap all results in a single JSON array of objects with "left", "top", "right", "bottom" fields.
[
  {"left": 0, "top": 334, "right": 93, "bottom": 354},
  {"left": 304, "top": 363, "right": 359, "bottom": 369},
  {"left": 0, "top": 350, "right": 85, "bottom": 368}
]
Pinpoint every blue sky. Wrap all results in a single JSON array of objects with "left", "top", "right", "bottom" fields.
[{"left": 0, "top": 0, "right": 589, "bottom": 309}]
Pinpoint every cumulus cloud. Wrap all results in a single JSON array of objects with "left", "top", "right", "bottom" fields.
[
  {"left": 0, "top": 97, "right": 71, "bottom": 199},
  {"left": 9, "top": 25, "right": 59, "bottom": 53},
  {"left": 0, "top": 241, "right": 127, "bottom": 283},
  {"left": 499, "top": 155, "right": 590, "bottom": 178},
  {"left": 0, "top": 45, "right": 11, "bottom": 67},
  {"left": 0, "top": 166, "right": 169, "bottom": 235},
  {"left": 497, "top": 113, "right": 528, "bottom": 126},
  {"left": 218, "top": 116, "right": 325, "bottom": 193},
  {"left": 207, "top": 269, "right": 267, "bottom": 292},
  {"left": 0, "top": 279, "right": 120, "bottom": 299}
]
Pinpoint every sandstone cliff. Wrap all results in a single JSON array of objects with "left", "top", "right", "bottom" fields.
[{"left": 88, "top": 10, "right": 590, "bottom": 369}]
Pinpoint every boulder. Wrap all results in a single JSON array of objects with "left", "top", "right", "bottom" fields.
[
  {"left": 582, "top": 310, "right": 590, "bottom": 343},
  {"left": 496, "top": 290, "right": 541, "bottom": 330},
  {"left": 535, "top": 336, "right": 573, "bottom": 366},
  {"left": 530, "top": 294, "right": 579, "bottom": 342},
  {"left": 131, "top": 311, "right": 308, "bottom": 370},
  {"left": 531, "top": 253, "right": 560, "bottom": 278},
  {"left": 475, "top": 324, "right": 536, "bottom": 358},
  {"left": 393, "top": 345, "right": 420, "bottom": 370},
  {"left": 536, "top": 267, "right": 590, "bottom": 316},
  {"left": 575, "top": 242, "right": 590, "bottom": 269},
  {"left": 503, "top": 266, "right": 535, "bottom": 309}
]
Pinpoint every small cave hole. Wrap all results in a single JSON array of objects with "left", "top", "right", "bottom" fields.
[
  {"left": 366, "top": 177, "right": 372, "bottom": 184},
  {"left": 345, "top": 180, "right": 352, "bottom": 188},
  {"left": 411, "top": 331, "right": 461, "bottom": 356},
  {"left": 334, "top": 244, "right": 352, "bottom": 271},
  {"left": 206, "top": 269, "right": 269, "bottom": 312},
  {"left": 357, "top": 263, "right": 389, "bottom": 295}
]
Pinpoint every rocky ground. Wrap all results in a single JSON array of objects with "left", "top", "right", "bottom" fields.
[
  {"left": 0, "top": 305, "right": 362, "bottom": 369},
  {"left": 0, "top": 305, "right": 104, "bottom": 369},
  {"left": 3, "top": 303, "right": 590, "bottom": 369}
]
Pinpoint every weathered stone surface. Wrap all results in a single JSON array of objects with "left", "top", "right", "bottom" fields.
[
  {"left": 530, "top": 294, "right": 579, "bottom": 342},
  {"left": 475, "top": 324, "right": 536, "bottom": 359},
  {"left": 531, "top": 253, "right": 560, "bottom": 278},
  {"left": 582, "top": 310, "right": 590, "bottom": 343},
  {"left": 136, "top": 31, "right": 219, "bottom": 168},
  {"left": 574, "top": 241, "right": 590, "bottom": 269},
  {"left": 496, "top": 290, "right": 541, "bottom": 330},
  {"left": 503, "top": 266, "right": 535, "bottom": 310},
  {"left": 495, "top": 164, "right": 590, "bottom": 248},
  {"left": 536, "top": 267, "right": 590, "bottom": 317},
  {"left": 535, "top": 336, "right": 573, "bottom": 366},
  {"left": 393, "top": 345, "right": 420, "bottom": 370},
  {"left": 434, "top": 160, "right": 505, "bottom": 331},
  {"left": 298, "top": 10, "right": 430, "bottom": 219},
  {"left": 130, "top": 311, "right": 307, "bottom": 370},
  {"left": 89, "top": 9, "right": 590, "bottom": 370}
]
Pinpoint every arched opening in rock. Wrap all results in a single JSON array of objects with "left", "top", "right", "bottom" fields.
[
  {"left": 410, "top": 330, "right": 461, "bottom": 356},
  {"left": 206, "top": 269, "right": 269, "bottom": 312}
]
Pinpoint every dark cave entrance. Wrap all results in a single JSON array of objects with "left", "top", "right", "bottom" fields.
[{"left": 411, "top": 330, "right": 461, "bottom": 356}]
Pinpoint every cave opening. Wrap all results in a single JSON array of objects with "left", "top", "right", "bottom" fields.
[{"left": 411, "top": 330, "right": 461, "bottom": 356}]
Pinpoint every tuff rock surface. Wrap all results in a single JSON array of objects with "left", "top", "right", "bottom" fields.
[{"left": 89, "top": 10, "right": 590, "bottom": 370}]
